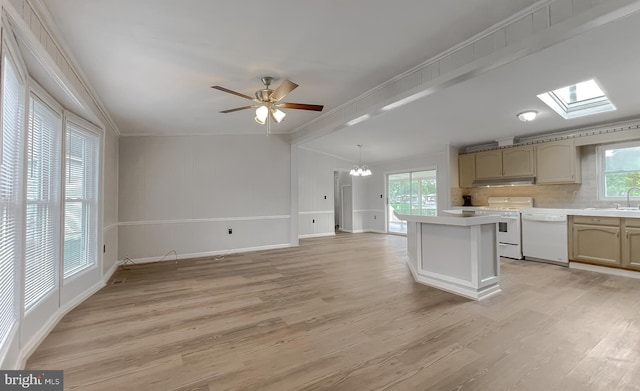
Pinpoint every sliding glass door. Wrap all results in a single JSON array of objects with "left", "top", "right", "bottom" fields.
[{"left": 387, "top": 169, "right": 437, "bottom": 234}]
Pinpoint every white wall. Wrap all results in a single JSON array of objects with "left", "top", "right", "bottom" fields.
[
  {"left": 363, "top": 146, "right": 454, "bottom": 232},
  {"left": 297, "top": 147, "right": 351, "bottom": 238},
  {"left": 118, "top": 135, "right": 291, "bottom": 261}
]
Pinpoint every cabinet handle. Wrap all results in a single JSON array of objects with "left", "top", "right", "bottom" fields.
[
  {"left": 626, "top": 230, "right": 630, "bottom": 238},
  {"left": 592, "top": 218, "right": 600, "bottom": 222},
  {"left": 616, "top": 229, "right": 620, "bottom": 238}
]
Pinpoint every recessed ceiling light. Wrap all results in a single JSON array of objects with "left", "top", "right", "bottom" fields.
[{"left": 517, "top": 111, "right": 538, "bottom": 122}]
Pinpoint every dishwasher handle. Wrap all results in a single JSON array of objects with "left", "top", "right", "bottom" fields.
[{"left": 521, "top": 213, "right": 567, "bottom": 222}]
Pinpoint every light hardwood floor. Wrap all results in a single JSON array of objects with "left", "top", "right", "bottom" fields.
[{"left": 27, "top": 233, "right": 640, "bottom": 390}]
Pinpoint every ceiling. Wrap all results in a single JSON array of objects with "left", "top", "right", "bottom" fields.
[{"left": 42, "top": 1, "right": 640, "bottom": 164}]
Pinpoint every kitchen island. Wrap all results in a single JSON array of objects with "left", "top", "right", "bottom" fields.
[{"left": 394, "top": 211, "right": 502, "bottom": 300}]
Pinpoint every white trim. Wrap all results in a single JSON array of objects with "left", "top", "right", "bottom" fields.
[
  {"left": 16, "top": 277, "right": 108, "bottom": 369},
  {"left": 118, "top": 215, "right": 291, "bottom": 226},
  {"left": 350, "top": 229, "right": 387, "bottom": 234},
  {"left": 298, "top": 211, "right": 334, "bottom": 215},
  {"left": 103, "top": 223, "right": 118, "bottom": 232},
  {"left": 299, "top": 232, "right": 336, "bottom": 239},
  {"left": 569, "top": 262, "right": 640, "bottom": 280},
  {"left": 101, "top": 262, "right": 118, "bottom": 285},
  {"left": 121, "top": 243, "right": 294, "bottom": 265},
  {"left": 414, "top": 272, "right": 502, "bottom": 300},
  {"left": 353, "top": 209, "right": 385, "bottom": 213},
  {"left": 298, "top": 145, "right": 354, "bottom": 164}
]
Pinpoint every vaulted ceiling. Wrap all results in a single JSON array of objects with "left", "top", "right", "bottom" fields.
[{"left": 42, "top": 0, "right": 640, "bottom": 163}]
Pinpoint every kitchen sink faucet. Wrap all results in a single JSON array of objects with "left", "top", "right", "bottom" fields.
[{"left": 627, "top": 186, "right": 640, "bottom": 208}]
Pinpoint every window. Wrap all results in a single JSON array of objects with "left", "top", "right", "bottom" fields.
[
  {"left": 24, "top": 96, "right": 61, "bottom": 310},
  {"left": 63, "top": 121, "right": 99, "bottom": 278},
  {"left": 597, "top": 141, "right": 640, "bottom": 200},
  {"left": 537, "top": 79, "right": 615, "bottom": 119},
  {"left": 0, "top": 51, "right": 25, "bottom": 345}
]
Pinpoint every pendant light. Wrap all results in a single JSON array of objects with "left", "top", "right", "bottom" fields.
[{"left": 349, "top": 144, "right": 372, "bottom": 176}]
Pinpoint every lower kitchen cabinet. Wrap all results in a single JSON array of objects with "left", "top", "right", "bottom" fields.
[
  {"left": 623, "top": 220, "right": 640, "bottom": 271},
  {"left": 571, "top": 223, "right": 621, "bottom": 266},
  {"left": 569, "top": 216, "right": 640, "bottom": 270}
]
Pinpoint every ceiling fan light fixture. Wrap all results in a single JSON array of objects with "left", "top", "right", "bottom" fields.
[
  {"left": 272, "top": 108, "right": 286, "bottom": 123},
  {"left": 255, "top": 105, "right": 268, "bottom": 124}
]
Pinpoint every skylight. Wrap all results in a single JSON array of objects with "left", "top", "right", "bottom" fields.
[{"left": 537, "top": 79, "right": 615, "bottom": 119}]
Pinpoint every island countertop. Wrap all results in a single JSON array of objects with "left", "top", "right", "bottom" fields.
[{"left": 393, "top": 211, "right": 502, "bottom": 226}]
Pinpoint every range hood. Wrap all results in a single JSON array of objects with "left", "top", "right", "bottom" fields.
[{"left": 472, "top": 176, "right": 535, "bottom": 187}]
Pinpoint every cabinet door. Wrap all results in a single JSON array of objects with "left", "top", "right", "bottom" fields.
[
  {"left": 502, "top": 146, "right": 535, "bottom": 177},
  {"left": 475, "top": 150, "right": 502, "bottom": 179},
  {"left": 458, "top": 154, "right": 475, "bottom": 188},
  {"left": 571, "top": 224, "right": 621, "bottom": 266},
  {"left": 536, "top": 139, "right": 581, "bottom": 184},
  {"left": 622, "top": 227, "right": 640, "bottom": 271}
]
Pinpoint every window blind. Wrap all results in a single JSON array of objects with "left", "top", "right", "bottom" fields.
[
  {"left": 24, "top": 97, "right": 61, "bottom": 311},
  {"left": 0, "top": 54, "right": 24, "bottom": 345},
  {"left": 63, "top": 123, "right": 98, "bottom": 278}
]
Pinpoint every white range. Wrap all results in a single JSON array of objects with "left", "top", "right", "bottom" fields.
[{"left": 459, "top": 197, "right": 533, "bottom": 260}]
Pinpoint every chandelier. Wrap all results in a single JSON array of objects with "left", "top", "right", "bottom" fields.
[{"left": 349, "top": 144, "right": 372, "bottom": 176}]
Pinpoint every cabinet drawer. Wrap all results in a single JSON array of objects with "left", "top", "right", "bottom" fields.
[
  {"left": 572, "top": 216, "right": 620, "bottom": 226},
  {"left": 624, "top": 218, "right": 640, "bottom": 228}
]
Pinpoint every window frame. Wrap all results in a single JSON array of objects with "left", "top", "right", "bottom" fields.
[
  {"left": 23, "top": 85, "right": 63, "bottom": 313},
  {"left": 0, "top": 30, "right": 27, "bottom": 353},
  {"left": 597, "top": 140, "right": 640, "bottom": 201},
  {"left": 62, "top": 112, "right": 102, "bottom": 281}
]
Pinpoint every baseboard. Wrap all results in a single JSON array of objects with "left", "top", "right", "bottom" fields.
[
  {"left": 299, "top": 232, "right": 336, "bottom": 239},
  {"left": 348, "top": 229, "right": 386, "bottom": 234},
  {"left": 570, "top": 262, "right": 640, "bottom": 279},
  {"left": 16, "top": 279, "right": 107, "bottom": 369},
  {"left": 102, "top": 262, "right": 119, "bottom": 284},
  {"left": 120, "top": 243, "right": 294, "bottom": 265}
]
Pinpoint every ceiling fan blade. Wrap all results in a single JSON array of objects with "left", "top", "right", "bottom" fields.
[
  {"left": 220, "top": 105, "right": 255, "bottom": 113},
  {"left": 279, "top": 102, "right": 324, "bottom": 111},
  {"left": 270, "top": 80, "right": 299, "bottom": 102},
  {"left": 211, "top": 85, "right": 254, "bottom": 101}
]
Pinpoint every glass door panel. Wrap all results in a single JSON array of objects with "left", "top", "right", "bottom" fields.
[{"left": 387, "top": 170, "right": 437, "bottom": 234}]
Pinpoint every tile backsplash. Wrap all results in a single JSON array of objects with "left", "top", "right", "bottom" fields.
[{"left": 451, "top": 145, "right": 627, "bottom": 208}]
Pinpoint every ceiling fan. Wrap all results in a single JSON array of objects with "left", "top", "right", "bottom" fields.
[{"left": 211, "top": 76, "right": 324, "bottom": 132}]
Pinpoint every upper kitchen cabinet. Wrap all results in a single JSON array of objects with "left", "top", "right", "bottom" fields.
[
  {"left": 535, "top": 139, "right": 581, "bottom": 184},
  {"left": 475, "top": 150, "right": 502, "bottom": 179},
  {"left": 458, "top": 153, "right": 475, "bottom": 188},
  {"left": 474, "top": 146, "right": 535, "bottom": 180},
  {"left": 502, "top": 146, "right": 535, "bottom": 177}
]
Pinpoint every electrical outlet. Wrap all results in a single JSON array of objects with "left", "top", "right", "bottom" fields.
[
  {"left": 380, "top": 194, "right": 383, "bottom": 198},
  {"left": 324, "top": 195, "right": 327, "bottom": 199},
  {"left": 228, "top": 228, "right": 232, "bottom": 234},
  {"left": 374, "top": 215, "right": 377, "bottom": 220},
  {"left": 312, "top": 219, "right": 315, "bottom": 223}
]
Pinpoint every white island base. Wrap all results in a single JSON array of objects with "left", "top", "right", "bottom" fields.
[{"left": 396, "top": 212, "right": 502, "bottom": 300}]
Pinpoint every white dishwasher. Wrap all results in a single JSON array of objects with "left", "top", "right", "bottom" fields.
[{"left": 521, "top": 209, "right": 569, "bottom": 265}]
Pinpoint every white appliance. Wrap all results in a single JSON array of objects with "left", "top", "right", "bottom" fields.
[
  {"left": 467, "top": 197, "right": 533, "bottom": 260},
  {"left": 521, "top": 208, "right": 569, "bottom": 265}
]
